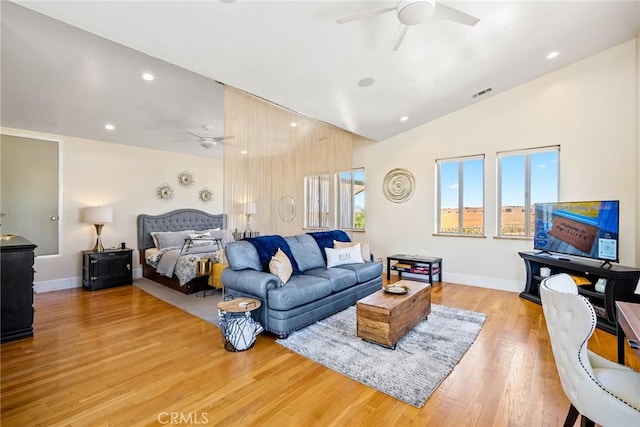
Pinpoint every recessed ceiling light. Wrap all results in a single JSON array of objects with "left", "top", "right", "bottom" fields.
[
  {"left": 104, "top": 124, "right": 115, "bottom": 130},
  {"left": 546, "top": 51, "right": 559, "bottom": 60},
  {"left": 142, "top": 72, "right": 154, "bottom": 81},
  {"left": 400, "top": 116, "right": 408, "bottom": 122},
  {"left": 241, "top": 150, "right": 247, "bottom": 155},
  {"left": 358, "top": 77, "right": 375, "bottom": 88},
  {"left": 290, "top": 122, "right": 298, "bottom": 128}
]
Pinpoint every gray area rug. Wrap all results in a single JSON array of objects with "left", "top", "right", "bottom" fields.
[
  {"left": 133, "top": 278, "right": 222, "bottom": 326},
  {"left": 276, "top": 304, "right": 486, "bottom": 407}
]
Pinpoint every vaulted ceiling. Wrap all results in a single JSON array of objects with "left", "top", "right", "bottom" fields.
[{"left": 2, "top": 1, "right": 639, "bottom": 159}]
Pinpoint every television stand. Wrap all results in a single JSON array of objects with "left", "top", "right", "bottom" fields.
[{"left": 518, "top": 251, "right": 640, "bottom": 334}]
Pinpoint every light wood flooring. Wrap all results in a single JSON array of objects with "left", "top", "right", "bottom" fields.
[{"left": 1, "top": 278, "right": 637, "bottom": 426}]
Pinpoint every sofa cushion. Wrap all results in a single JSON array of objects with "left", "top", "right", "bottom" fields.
[
  {"left": 269, "top": 248, "right": 293, "bottom": 284},
  {"left": 247, "top": 235, "right": 300, "bottom": 273},
  {"left": 268, "top": 274, "right": 332, "bottom": 310},
  {"left": 225, "top": 241, "right": 262, "bottom": 272},
  {"left": 303, "top": 267, "right": 357, "bottom": 293},
  {"left": 284, "top": 234, "right": 325, "bottom": 272},
  {"left": 307, "top": 230, "right": 351, "bottom": 262},
  {"left": 335, "top": 261, "right": 383, "bottom": 283}
]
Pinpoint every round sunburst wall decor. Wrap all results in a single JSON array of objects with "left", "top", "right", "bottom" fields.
[
  {"left": 177, "top": 171, "right": 194, "bottom": 187},
  {"left": 198, "top": 188, "right": 213, "bottom": 204},
  {"left": 383, "top": 168, "right": 415, "bottom": 203},
  {"left": 157, "top": 183, "right": 174, "bottom": 201}
]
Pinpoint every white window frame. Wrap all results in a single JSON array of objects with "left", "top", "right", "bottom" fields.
[
  {"left": 497, "top": 146, "right": 560, "bottom": 237},
  {"left": 435, "top": 154, "right": 485, "bottom": 236}
]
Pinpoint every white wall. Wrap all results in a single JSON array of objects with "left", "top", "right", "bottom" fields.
[
  {"left": 354, "top": 40, "right": 638, "bottom": 292},
  {"left": 0, "top": 127, "right": 224, "bottom": 292},
  {"left": 636, "top": 33, "right": 640, "bottom": 268}
]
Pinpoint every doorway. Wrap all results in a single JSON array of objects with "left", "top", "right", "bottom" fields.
[{"left": 0, "top": 134, "right": 59, "bottom": 256}]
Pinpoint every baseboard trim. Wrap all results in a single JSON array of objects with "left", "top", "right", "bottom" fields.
[
  {"left": 389, "top": 271, "right": 522, "bottom": 293},
  {"left": 34, "top": 277, "right": 82, "bottom": 293},
  {"left": 35, "top": 267, "right": 143, "bottom": 293}
]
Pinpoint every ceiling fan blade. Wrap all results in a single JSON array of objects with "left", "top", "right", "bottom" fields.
[
  {"left": 186, "top": 130, "right": 202, "bottom": 138},
  {"left": 391, "top": 24, "right": 409, "bottom": 51},
  {"left": 212, "top": 136, "right": 235, "bottom": 143},
  {"left": 432, "top": 3, "right": 480, "bottom": 27},
  {"left": 336, "top": 6, "right": 395, "bottom": 25}
]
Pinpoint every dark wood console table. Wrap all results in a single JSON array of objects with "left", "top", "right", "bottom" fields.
[{"left": 519, "top": 251, "right": 640, "bottom": 334}]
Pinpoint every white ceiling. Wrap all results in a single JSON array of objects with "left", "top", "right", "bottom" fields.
[{"left": 2, "top": 1, "right": 639, "bottom": 160}]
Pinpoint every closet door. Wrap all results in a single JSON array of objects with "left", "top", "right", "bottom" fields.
[{"left": 0, "top": 134, "right": 59, "bottom": 256}]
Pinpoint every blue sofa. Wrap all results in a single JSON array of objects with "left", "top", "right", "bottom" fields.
[{"left": 221, "top": 231, "right": 383, "bottom": 337}]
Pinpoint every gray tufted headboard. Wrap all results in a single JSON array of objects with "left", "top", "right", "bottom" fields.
[{"left": 137, "top": 209, "right": 227, "bottom": 250}]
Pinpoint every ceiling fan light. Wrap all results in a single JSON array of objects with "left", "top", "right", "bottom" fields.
[
  {"left": 200, "top": 139, "right": 216, "bottom": 148},
  {"left": 397, "top": 0, "right": 435, "bottom": 26}
]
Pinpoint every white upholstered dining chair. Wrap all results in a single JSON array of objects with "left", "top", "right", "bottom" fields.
[{"left": 539, "top": 273, "right": 640, "bottom": 427}]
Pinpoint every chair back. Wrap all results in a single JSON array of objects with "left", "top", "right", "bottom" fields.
[
  {"left": 540, "top": 274, "right": 597, "bottom": 399},
  {"left": 540, "top": 273, "right": 640, "bottom": 426}
]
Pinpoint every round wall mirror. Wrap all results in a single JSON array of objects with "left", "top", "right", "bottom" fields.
[{"left": 278, "top": 195, "right": 296, "bottom": 222}]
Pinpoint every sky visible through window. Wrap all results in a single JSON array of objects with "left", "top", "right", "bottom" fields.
[
  {"left": 440, "top": 158, "right": 482, "bottom": 208},
  {"left": 440, "top": 152, "right": 558, "bottom": 208}
]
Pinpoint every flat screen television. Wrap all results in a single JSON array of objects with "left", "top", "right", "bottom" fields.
[{"left": 533, "top": 200, "right": 619, "bottom": 264}]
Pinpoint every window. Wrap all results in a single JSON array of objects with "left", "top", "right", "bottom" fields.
[
  {"left": 498, "top": 146, "right": 559, "bottom": 237},
  {"left": 336, "top": 168, "right": 365, "bottom": 231},
  {"left": 436, "top": 155, "right": 484, "bottom": 235},
  {"left": 304, "top": 173, "right": 330, "bottom": 228}
]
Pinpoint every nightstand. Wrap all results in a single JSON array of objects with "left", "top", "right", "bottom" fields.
[{"left": 82, "top": 248, "right": 133, "bottom": 291}]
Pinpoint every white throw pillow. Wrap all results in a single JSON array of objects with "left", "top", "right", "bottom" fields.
[
  {"left": 325, "top": 243, "right": 364, "bottom": 268},
  {"left": 269, "top": 248, "right": 293, "bottom": 284},
  {"left": 333, "top": 240, "right": 371, "bottom": 262}
]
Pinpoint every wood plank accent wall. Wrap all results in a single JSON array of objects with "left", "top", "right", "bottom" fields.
[{"left": 223, "top": 87, "right": 353, "bottom": 236}]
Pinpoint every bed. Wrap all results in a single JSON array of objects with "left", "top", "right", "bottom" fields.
[{"left": 137, "top": 209, "right": 231, "bottom": 295}]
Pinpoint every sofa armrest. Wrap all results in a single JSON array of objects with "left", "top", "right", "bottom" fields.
[{"left": 221, "top": 268, "right": 280, "bottom": 300}]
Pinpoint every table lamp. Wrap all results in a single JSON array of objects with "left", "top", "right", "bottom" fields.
[
  {"left": 84, "top": 206, "right": 113, "bottom": 252},
  {"left": 245, "top": 202, "right": 256, "bottom": 234}
]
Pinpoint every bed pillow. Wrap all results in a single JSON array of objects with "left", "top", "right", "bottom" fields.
[
  {"left": 333, "top": 240, "right": 372, "bottom": 262},
  {"left": 269, "top": 248, "right": 293, "bottom": 285},
  {"left": 325, "top": 243, "right": 364, "bottom": 268},
  {"left": 152, "top": 230, "right": 194, "bottom": 249}
]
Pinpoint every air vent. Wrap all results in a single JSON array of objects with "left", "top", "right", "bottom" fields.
[{"left": 472, "top": 87, "right": 493, "bottom": 98}]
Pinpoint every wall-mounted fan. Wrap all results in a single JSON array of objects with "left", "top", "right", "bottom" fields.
[
  {"left": 336, "top": 0, "right": 480, "bottom": 51},
  {"left": 173, "top": 125, "right": 235, "bottom": 149}
]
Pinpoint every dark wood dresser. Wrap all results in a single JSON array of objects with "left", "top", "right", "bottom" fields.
[{"left": 1, "top": 236, "right": 37, "bottom": 343}]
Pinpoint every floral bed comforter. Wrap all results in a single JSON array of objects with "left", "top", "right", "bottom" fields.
[{"left": 147, "top": 245, "right": 224, "bottom": 286}]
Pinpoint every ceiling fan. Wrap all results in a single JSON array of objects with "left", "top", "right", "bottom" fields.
[
  {"left": 336, "top": 0, "right": 480, "bottom": 51},
  {"left": 174, "top": 125, "right": 235, "bottom": 149}
]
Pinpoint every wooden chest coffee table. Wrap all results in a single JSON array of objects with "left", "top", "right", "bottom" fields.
[{"left": 356, "top": 280, "right": 431, "bottom": 349}]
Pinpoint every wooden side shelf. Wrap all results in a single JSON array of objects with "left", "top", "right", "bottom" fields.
[
  {"left": 519, "top": 251, "right": 640, "bottom": 334},
  {"left": 386, "top": 254, "right": 442, "bottom": 284}
]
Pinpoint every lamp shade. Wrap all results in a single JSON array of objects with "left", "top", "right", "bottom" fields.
[
  {"left": 84, "top": 206, "right": 113, "bottom": 224},
  {"left": 245, "top": 202, "right": 256, "bottom": 215}
]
